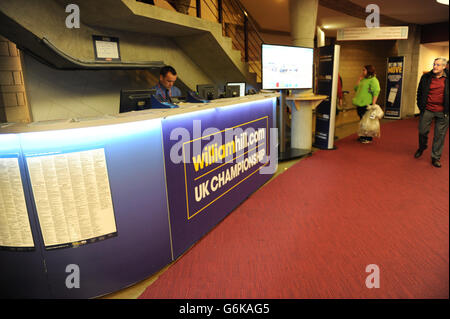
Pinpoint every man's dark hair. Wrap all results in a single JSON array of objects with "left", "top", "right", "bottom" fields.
[{"left": 160, "top": 65, "right": 177, "bottom": 77}]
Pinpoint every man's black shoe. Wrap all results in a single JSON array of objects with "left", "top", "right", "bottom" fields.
[
  {"left": 414, "top": 149, "right": 424, "bottom": 158},
  {"left": 432, "top": 159, "right": 442, "bottom": 168}
]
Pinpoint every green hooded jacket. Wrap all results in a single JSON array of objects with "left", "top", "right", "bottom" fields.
[{"left": 352, "top": 76, "right": 381, "bottom": 107}]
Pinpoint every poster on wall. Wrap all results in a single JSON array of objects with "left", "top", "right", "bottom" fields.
[
  {"left": 26, "top": 148, "right": 118, "bottom": 250},
  {"left": 384, "top": 56, "right": 405, "bottom": 119},
  {"left": 0, "top": 157, "right": 35, "bottom": 251}
]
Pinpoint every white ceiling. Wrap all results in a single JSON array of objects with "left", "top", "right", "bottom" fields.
[
  {"left": 317, "top": 5, "right": 366, "bottom": 35},
  {"left": 240, "top": 0, "right": 449, "bottom": 36}
]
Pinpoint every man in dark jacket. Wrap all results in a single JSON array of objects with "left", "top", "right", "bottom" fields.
[{"left": 415, "top": 58, "right": 449, "bottom": 168}]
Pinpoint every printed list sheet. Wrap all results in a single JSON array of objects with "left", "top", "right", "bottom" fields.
[
  {"left": 0, "top": 158, "right": 34, "bottom": 248},
  {"left": 27, "top": 149, "right": 116, "bottom": 247}
]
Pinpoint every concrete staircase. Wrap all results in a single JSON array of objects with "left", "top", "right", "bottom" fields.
[
  {"left": 0, "top": 0, "right": 258, "bottom": 90},
  {"left": 119, "top": 0, "right": 259, "bottom": 88}
]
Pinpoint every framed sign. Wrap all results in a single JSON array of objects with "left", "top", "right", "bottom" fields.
[
  {"left": 92, "top": 35, "right": 121, "bottom": 61},
  {"left": 337, "top": 26, "right": 408, "bottom": 41}
]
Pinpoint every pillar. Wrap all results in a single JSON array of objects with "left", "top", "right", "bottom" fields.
[
  {"left": 396, "top": 24, "right": 421, "bottom": 118},
  {"left": 317, "top": 26, "right": 325, "bottom": 48},
  {"left": 280, "top": 0, "right": 320, "bottom": 154},
  {"left": 289, "top": 0, "right": 319, "bottom": 48},
  {"left": 289, "top": 0, "right": 318, "bottom": 96}
]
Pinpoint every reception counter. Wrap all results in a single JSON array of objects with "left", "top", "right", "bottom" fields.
[{"left": 0, "top": 93, "right": 277, "bottom": 298}]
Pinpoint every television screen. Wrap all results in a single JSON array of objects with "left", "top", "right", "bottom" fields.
[{"left": 262, "top": 44, "right": 314, "bottom": 90}]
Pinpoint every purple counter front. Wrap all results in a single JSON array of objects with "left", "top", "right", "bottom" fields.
[
  {"left": 0, "top": 95, "right": 277, "bottom": 298},
  {"left": 162, "top": 97, "right": 277, "bottom": 258}
]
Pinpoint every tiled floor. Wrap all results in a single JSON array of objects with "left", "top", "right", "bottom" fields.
[{"left": 100, "top": 108, "right": 363, "bottom": 299}]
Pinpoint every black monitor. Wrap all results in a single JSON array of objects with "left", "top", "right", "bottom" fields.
[
  {"left": 226, "top": 82, "right": 246, "bottom": 97},
  {"left": 196, "top": 84, "right": 217, "bottom": 100},
  {"left": 225, "top": 85, "right": 241, "bottom": 98},
  {"left": 119, "top": 89, "right": 156, "bottom": 113}
]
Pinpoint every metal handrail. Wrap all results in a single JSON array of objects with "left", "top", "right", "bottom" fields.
[
  {"left": 203, "top": 0, "right": 219, "bottom": 13},
  {"left": 201, "top": 0, "right": 219, "bottom": 20},
  {"left": 222, "top": 3, "right": 243, "bottom": 25},
  {"left": 154, "top": 0, "right": 263, "bottom": 80},
  {"left": 225, "top": 0, "right": 263, "bottom": 77},
  {"left": 228, "top": 0, "right": 264, "bottom": 43}
]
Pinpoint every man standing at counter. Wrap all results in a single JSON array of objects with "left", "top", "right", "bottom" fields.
[{"left": 153, "top": 65, "right": 182, "bottom": 103}]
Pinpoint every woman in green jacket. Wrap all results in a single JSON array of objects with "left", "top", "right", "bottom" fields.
[{"left": 353, "top": 65, "right": 381, "bottom": 143}]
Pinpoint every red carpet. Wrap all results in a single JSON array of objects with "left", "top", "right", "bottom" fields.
[{"left": 139, "top": 118, "right": 449, "bottom": 299}]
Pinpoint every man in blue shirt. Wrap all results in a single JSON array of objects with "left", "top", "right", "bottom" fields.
[{"left": 153, "top": 65, "right": 182, "bottom": 103}]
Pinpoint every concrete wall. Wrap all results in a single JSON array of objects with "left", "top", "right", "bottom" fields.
[
  {"left": 0, "top": 0, "right": 213, "bottom": 86},
  {"left": 22, "top": 53, "right": 176, "bottom": 121},
  {"left": 415, "top": 42, "right": 449, "bottom": 113},
  {"left": 0, "top": 0, "right": 216, "bottom": 121},
  {"left": 418, "top": 43, "right": 449, "bottom": 75},
  {"left": 260, "top": 32, "right": 292, "bottom": 46}
]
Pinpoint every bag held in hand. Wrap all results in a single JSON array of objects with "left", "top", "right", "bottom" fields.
[{"left": 358, "top": 104, "right": 384, "bottom": 138}]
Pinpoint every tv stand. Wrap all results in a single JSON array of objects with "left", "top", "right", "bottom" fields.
[{"left": 283, "top": 94, "right": 327, "bottom": 159}]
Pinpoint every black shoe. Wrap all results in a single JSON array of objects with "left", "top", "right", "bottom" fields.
[
  {"left": 432, "top": 159, "right": 442, "bottom": 168},
  {"left": 414, "top": 149, "right": 424, "bottom": 158}
]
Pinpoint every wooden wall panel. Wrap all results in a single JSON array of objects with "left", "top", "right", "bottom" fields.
[
  {"left": 0, "top": 35, "right": 31, "bottom": 123},
  {"left": 337, "top": 40, "right": 398, "bottom": 109}
]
